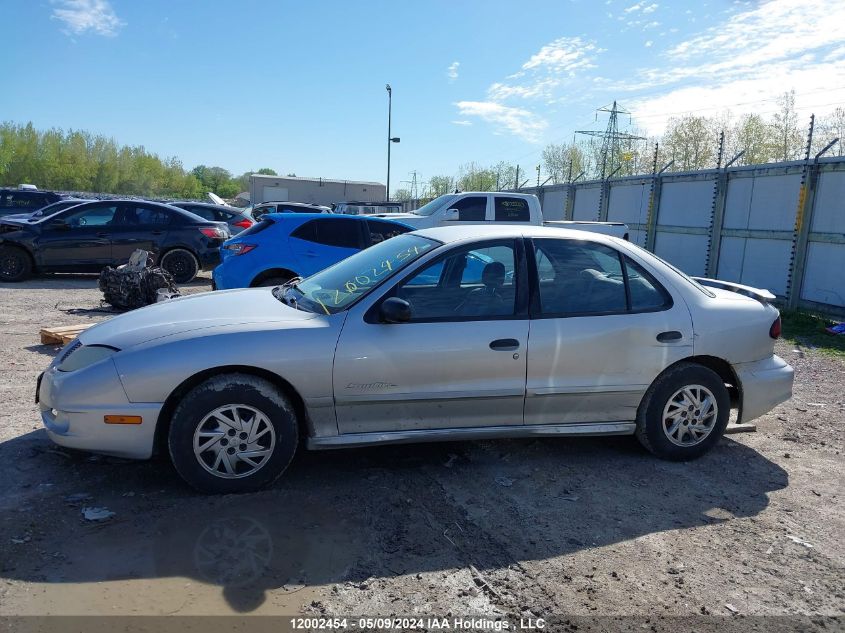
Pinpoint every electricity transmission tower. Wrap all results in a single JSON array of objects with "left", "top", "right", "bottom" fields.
[{"left": 576, "top": 101, "right": 645, "bottom": 179}]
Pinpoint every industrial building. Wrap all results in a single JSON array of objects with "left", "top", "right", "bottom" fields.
[{"left": 248, "top": 174, "right": 386, "bottom": 207}]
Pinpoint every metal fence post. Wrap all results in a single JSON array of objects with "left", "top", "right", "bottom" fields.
[
  {"left": 564, "top": 184, "right": 575, "bottom": 220},
  {"left": 706, "top": 171, "right": 728, "bottom": 277},
  {"left": 599, "top": 180, "right": 610, "bottom": 221},
  {"left": 645, "top": 162, "right": 672, "bottom": 252},
  {"left": 788, "top": 163, "right": 821, "bottom": 308}
]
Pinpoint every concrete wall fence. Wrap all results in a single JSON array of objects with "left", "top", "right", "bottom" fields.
[{"left": 513, "top": 156, "right": 845, "bottom": 315}]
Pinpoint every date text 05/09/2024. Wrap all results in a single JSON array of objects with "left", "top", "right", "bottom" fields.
[{"left": 289, "top": 616, "right": 546, "bottom": 630}]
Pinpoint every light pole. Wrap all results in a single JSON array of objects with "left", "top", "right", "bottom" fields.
[{"left": 385, "top": 83, "right": 400, "bottom": 200}]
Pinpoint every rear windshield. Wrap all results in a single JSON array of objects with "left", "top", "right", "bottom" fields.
[{"left": 235, "top": 218, "right": 274, "bottom": 237}]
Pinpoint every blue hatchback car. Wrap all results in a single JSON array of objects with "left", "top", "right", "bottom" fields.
[{"left": 212, "top": 213, "right": 413, "bottom": 289}]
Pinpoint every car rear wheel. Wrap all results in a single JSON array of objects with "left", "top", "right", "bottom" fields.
[
  {"left": 160, "top": 248, "right": 199, "bottom": 283},
  {"left": 635, "top": 362, "right": 730, "bottom": 461},
  {"left": 0, "top": 245, "right": 32, "bottom": 282},
  {"left": 168, "top": 374, "right": 299, "bottom": 493}
]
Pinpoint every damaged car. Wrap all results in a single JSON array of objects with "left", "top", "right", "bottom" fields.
[{"left": 37, "top": 225, "right": 793, "bottom": 493}]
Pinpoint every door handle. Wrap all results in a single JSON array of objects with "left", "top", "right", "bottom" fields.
[
  {"left": 489, "top": 338, "right": 520, "bottom": 351},
  {"left": 151, "top": 230, "right": 163, "bottom": 236},
  {"left": 96, "top": 232, "right": 108, "bottom": 238},
  {"left": 656, "top": 331, "right": 683, "bottom": 342}
]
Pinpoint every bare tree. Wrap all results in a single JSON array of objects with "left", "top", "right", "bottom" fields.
[{"left": 771, "top": 90, "right": 804, "bottom": 161}]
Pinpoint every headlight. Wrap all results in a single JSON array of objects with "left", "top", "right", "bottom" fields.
[{"left": 57, "top": 344, "right": 120, "bottom": 372}]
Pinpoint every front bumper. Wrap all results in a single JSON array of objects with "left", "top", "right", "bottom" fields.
[
  {"left": 38, "top": 359, "right": 162, "bottom": 460},
  {"left": 734, "top": 354, "right": 794, "bottom": 424}
]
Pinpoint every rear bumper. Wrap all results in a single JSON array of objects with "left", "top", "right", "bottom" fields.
[
  {"left": 735, "top": 355, "right": 794, "bottom": 424},
  {"left": 198, "top": 249, "right": 222, "bottom": 271}
]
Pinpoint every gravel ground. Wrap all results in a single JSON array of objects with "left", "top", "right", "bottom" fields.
[{"left": 0, "top": 274, "right": 843, "bottom": 623}]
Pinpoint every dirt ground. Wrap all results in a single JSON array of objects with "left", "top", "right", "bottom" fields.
[{"left": 0, "top": 274, "right": 843, "bottom": 623}]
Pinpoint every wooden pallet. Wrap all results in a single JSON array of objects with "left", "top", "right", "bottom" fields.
[{"left": 40, "top": 324, "right": 94, "bottom": 345}]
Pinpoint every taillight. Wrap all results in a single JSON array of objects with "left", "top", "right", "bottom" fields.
[
  {"left": 200, "top": 226, "right": 228, "bottom": 239},
  {"left": 233, "top": 219, "right": 253, "bottom": 229},
  {"left": 223, "top": 243, "right": 257, "bottom": 256},
  {"left": 769, "top": 315, "right": 782, "bottom": 339}
]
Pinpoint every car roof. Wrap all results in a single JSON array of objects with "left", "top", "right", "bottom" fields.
[
  {"left": 263, "top": 212, "right": 408, "bottom": 224},
  {"left": 412, "top": 224, "right": 621, "bottom": 246},
  {"left": 64, "top": 199, "right": 219, "bottom": 223},
  {"left": 258, "top": 201, "right": 330, "bottom": 209},
  {"left": 338, "top": 201, "right": 402, "bottom": 205},
  {"left": 171, "top": 201, "right": 241, "bottom": 212}
]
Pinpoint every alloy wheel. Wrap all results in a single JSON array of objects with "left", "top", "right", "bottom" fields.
[
  {"left": 661, "top": 384, "right": 718, "bottom": 447},
  {"left": 193, "top": 404, "right": 276, "bottom": 479}
]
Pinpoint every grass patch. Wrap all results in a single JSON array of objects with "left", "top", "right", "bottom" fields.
[{"left": 780, "top": 310, "right": 845, "bottom": 359}]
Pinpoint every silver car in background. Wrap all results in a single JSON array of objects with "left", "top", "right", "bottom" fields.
[{"left": 37, "top": 226, "right": 793, "bottom": 493}]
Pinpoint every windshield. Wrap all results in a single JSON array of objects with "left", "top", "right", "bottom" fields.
[
  {"left": 412, "top": 194, "right": 457, "bottom": 217},
  {"left": 30, "top": 200, "right": 79, "bottom": 219},
  {"left": 276, "top": 234, "right": 439, "bottom": 314}
]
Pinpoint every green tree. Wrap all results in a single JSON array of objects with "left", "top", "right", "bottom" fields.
[
  {"left": 662, "top": 115, "right": 717, "bottom": 171},
  {"left": 427, "top": 175, "right": 453, "bottom": 197},
  {"left": 542, "top": 143, "right": 586, "bottom": 183},
  {"left": 256, "top": 167, "right": 277, "bottom": 175},
  {"left": 733, "top": 113, "right": 776, "bottom": 165}
]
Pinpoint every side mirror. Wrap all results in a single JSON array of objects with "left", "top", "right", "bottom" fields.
[
  {"left": 444, "top": 208, "right": 459, "bottom": 221},
  {"left": 379, "top": 297, "right": 411, "bottom": 323}
]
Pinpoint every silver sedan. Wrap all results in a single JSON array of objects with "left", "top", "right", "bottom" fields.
[{"left": 37, "top": 226, "right": 794, "bottom": 493}]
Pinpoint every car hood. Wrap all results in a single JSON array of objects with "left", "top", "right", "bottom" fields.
[
  {"left": 370, "top": 212, "right": 427, "bottom": 226},
  {"left": 79, "top": 288, "right": 317, "bottom": 349},
  {"left": 1, "top": 213, "right": 35, "bottom": 222}
]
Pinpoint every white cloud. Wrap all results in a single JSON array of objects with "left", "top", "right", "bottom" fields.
[
  {"left": 518, "top": 36, "right": 598, "bottom": 75},
  {"left": 453, "top": 35, "right": 599, "bottom": 140},
  {"left": 623, "top": 0, "right": 845, "bottom": 134},
  {"left": 454, "top": 101, "right": 548, "bottom": 142},
  {"left": 624, "top": 2, "right": 644, "bottom": 12},
  {"left": 451, "top": 120, "right": 472, "bottom": 126},
  {"left": 644, "top": 40, "right": 653, "bottom": 47},
  {"left": 447, "top": 61, "right": 460, "bottom": 82},
  {"left": 51, "top": 0, "right": 124, "bottom": 36},
  {"left": 642, "top": 3, "right": 658, "bottom": 13}
]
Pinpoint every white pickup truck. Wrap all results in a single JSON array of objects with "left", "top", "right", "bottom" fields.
[{"left": 375, "top": 192, "right": 629, "bottom": 239}]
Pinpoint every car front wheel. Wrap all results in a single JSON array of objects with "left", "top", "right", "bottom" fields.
[
  {"left": 0, "top": 245, "right": 33, "bottom": 282},
  {"left": 168, "top": 374, "right": 298, "bottom": 493},
  {"left": 636, "top": 362, "right": 730, "bottom": 461},
  {"left": 160, "top": 248, "right": 199, "bottom": 283}
]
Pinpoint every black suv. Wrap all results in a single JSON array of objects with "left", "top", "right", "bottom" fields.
[
  {"left": 0, "top": 200, "right": 229, "bottom": 283},
  {"left": 0, "top": 188, "right": 68, "bottom": 218}
]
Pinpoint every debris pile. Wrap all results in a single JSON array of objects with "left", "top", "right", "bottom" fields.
[{"left": 98, "top": 249, "right": 180, "bottom": 311}]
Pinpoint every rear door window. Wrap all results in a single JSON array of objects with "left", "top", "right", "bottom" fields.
[
  {"left": 494, "top": 197, "right": 530, "bottom": 221},
  {"left": 118, "top": 204, "right": 172, "bottom": 226},
  {"left": 291, "top": 219, "right": 364, "bottom": 249},
  {"left": 533, "top": 239, "right": 627, "bottom": 315}
]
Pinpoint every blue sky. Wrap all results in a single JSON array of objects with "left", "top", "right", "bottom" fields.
[{"left": 3, "top": 0, "right": 844, "bottom": 193}]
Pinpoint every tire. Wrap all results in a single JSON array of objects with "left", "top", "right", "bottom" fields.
[
  {"left": 254, "top": 275, "right": 292, "bottom": 288},
  {"left": 160, "top": 248, "right": 199, "bottom": 284},
  {"left": 168, "top": 373, "right": 299, "bottom": 493},
  {"left": 0, "top": 245, "right": 33, "bottom": 282},
  {"left": 635, "top": 362, "right": 730, "bottom": 461}
]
